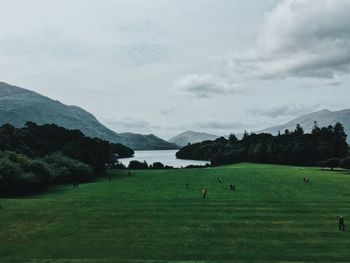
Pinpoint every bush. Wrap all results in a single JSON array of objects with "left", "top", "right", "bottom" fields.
[
  {"left": 319, "top": 157, "right": 341, "bottom": 170},
  {"left": 42, "top": 152, "right": 93, "bottom": 184},
  {"left": 128, "top": 160, "right": 148, "bottom": 169},
  {"left": 211, "top": 151, "right": 243, "bottom": 166},
  {"left": 0, "top": 151, "right": 51, "bottom": 196},
  {"left": 109, "top": 161, "right": 126, "bottom": 169},
  {"left": 340, "top": 157, "right": 350, "bottom": 169},
  {"left": 152, "top": 162, "right": 165, "bottom": 169}
]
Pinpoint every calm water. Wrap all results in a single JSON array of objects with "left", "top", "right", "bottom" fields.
[{"left": 118, "top": 150, "right": 209, "bottom": 168}]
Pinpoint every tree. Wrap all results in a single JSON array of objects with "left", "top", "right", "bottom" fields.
[
  {"left": 175, "top": 122, "right": 349, "bottom": 168},
  {"left": 128, "top": 160, "right": 148, "bottom": 169},
  {"left": 294, "top": 123, "right": 304, "bottom": 136},
  {"left": 228, "top": 133, "right": 238, "bottom": 144},
  {"left": 340, "top": 157, "right": 350, "bottom": 169},
  {"left": 152, "top": 162, "right": 165, "bottom": 169},
  {"left": 320, "top": 158, "right": 340, "bottom": 170},
  {"left": 333, "top": 122, "right": 348, "bottom": 158},
  {"left": 312, "top": 121, "right": 320, "bottom": 135}
]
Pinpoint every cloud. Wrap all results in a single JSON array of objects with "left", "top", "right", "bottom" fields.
[
  {"left": 249, "top": 104, "right": 321, "bottom": 118},
  {"left": 160, "top": 108, "right": 174, "bottom": 115},
  {"left": 112, "top": 21, "right": 173, "bottom": 64},
  {"left": 226, "top": 0, "right": 350, "bottom": 80},
  {"left": 194, "top": 120, "right": 258, "bottom": 131},
  {"left": 174, "top": 74, "right": 240, "bottom": 98},
  {"left": 102, "top": 116, "right": 161, "bottom": 134}
]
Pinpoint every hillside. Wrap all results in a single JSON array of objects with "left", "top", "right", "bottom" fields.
[
  {"left": 261, "top": 109, "right": 350, "bottom": 142},
  {"left": 0, "top": 82, "right": 177, "bottom": 150},
  {"left": 169, "top": 130, "right": 219, "bottom": 147}
]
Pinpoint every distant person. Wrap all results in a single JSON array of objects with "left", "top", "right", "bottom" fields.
[
  {"left": 306, "top": 177, "right": 309, "bottom": 184},
  {"left": 218, "top": 177, "right": 222, "bottom": 183},
  {"left": 303, "top": 177, "right": 306, "bottom": 183},
  {"left": 202, "top": 188, "right": 208, "bottom": 199},
  {"left": 186, "top": 183, "right": 189, "bottom": 189},
  {"left": 230, "top": 184, "right": 233, "bottom": 190},
  {"left": 339, "top": 216, "right": 345, "bottom": 231}
]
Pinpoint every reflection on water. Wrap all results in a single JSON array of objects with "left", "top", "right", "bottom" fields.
[{"left": 118, "top": 150, "right": 209, "bottom": 168}]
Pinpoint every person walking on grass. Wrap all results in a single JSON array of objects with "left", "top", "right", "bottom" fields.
[
  {"left": 202, "top": 188, "right": 208, "bottom": 199},
  {"left": 339, "top": 215, "right": 345, "bottom": 231}
]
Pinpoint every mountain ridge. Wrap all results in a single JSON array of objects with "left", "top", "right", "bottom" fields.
[
  {"left": 260, "top": 108, "right": 350, "bottom": 142},
  {"left": 0, "top": 82, "right": 178, "bottom": 150},
  {"left": 169, "top": 130, "right": 220, "bottom": 147}
]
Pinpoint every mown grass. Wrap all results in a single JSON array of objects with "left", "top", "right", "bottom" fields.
[{"left": 1, "top": 163, "right": 350, "bottom": 262}]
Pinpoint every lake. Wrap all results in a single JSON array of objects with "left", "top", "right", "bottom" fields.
[{"left": 118, "top": 150, "right": 209, "bottom": 168}]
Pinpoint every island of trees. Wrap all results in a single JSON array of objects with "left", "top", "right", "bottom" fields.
[
  {"left": 0, "top": 122, "right": 134, "bottom": 196},
  {"left": 176, "top": 122, "right": 350, "bottom": 168}
]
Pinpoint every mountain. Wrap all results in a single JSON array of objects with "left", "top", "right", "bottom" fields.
[
  {"left": 169, "top": 130, "right": 220, "bottom": 147},
  {"left": 261, "top": 109, "right": 350, "bottom": 142},
  {"left": 0, "top": 82, "right": 178, "bottom": 150}
]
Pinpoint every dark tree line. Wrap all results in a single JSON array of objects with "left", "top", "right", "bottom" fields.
[
  {"left": 0, "top": 122, "right": 134, "bottom": 196},
  {"left": 176, "top": 122, "right": 349, "bottom": 167}
]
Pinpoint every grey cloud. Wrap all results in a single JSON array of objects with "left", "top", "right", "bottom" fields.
[
  {"left": 174, "top": 74, "right": 240, "bottom": 99},
  {"left": 102, "top": 117, "right": 160, "bottom": 134},
  {"left": 195, "top": 120, "right": 257, "bottom": 131},
  {"left": 249, "top": 104, "right": 321, "bottom": 118},
  {"left": 226, "top": 0, "right": 350, "bottom": 80},
  {"left": 160, "top": 109, "right": 174, "bottom": 115},
  {"left": 112, "top": 22, "right": 173, "bottom": 64}
]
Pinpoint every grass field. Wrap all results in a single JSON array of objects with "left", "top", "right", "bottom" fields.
[{"left": 1, "top": 163, "right": 350, "bottom": 262}]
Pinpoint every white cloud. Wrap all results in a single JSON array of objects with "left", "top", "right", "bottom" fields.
[
  {"left": 174, "top": 74, "right": 240, "bottom": 98},
  {"left": 249, "top": 104, "right": 321, "bottom": 118},
  {"left": 226, "top": 0, "right": 350, "bottom": 80}
]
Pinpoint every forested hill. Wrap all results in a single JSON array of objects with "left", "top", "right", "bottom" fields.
[
  {"left": 176, "top": 123, "right": 349, "bottom": 167},
  {"left": 0, "top": 82, "right": 177, "bottom": 150},
  {"left": 261, "top": 109, "right": 350, "bottom": 143}
]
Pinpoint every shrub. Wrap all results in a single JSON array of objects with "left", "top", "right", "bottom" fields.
[
  {"left": 128, "top": 160, "right": 148, "bottom": 170},
  {"left": 109, "top": 161, "right": 126, "bottom": 169},
  {"left": 319, "top": 157, "right": 341, "bottom": 170},
  {"left": 152, "top": 162, "right": 165, "bottom": 169},
  {"left": 42, "top": 152, "right": 93, "bottom": 184},
  {"left": 0, "top": 151, "right": 51, "bottom": 196},
  {"left": 340, "top": 157, "right": 350, "bottom": 169}
]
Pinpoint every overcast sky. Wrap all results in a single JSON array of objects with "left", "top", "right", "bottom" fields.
[{"left": 1, "top": 0, "right": 350, "bottom": 139}]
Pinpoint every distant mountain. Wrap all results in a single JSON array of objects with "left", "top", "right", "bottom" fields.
[
  {"left": 169, "top": 130, "right": 220, "bottom": 147},
  {"left": 261, "top": 109, "right": 350, "bottom": 142},
  {"left": 0, "top": 82, "right": 178, "bottom": 150}
]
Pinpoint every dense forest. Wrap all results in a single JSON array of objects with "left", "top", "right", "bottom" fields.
[
  {"left": 0, "top": 122, "right": 134, "bottom": 196},
  {"left": 176, "top": 122, "right": 349, "bottom": 167}
]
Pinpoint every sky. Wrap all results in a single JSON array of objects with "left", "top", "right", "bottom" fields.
[{"left": 1, "top": 0, "right": 350, "bottom": 139}]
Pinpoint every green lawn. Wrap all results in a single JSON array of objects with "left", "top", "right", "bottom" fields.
[{"left": 1, "top": 163, "right": 350, "bottom": 262}]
